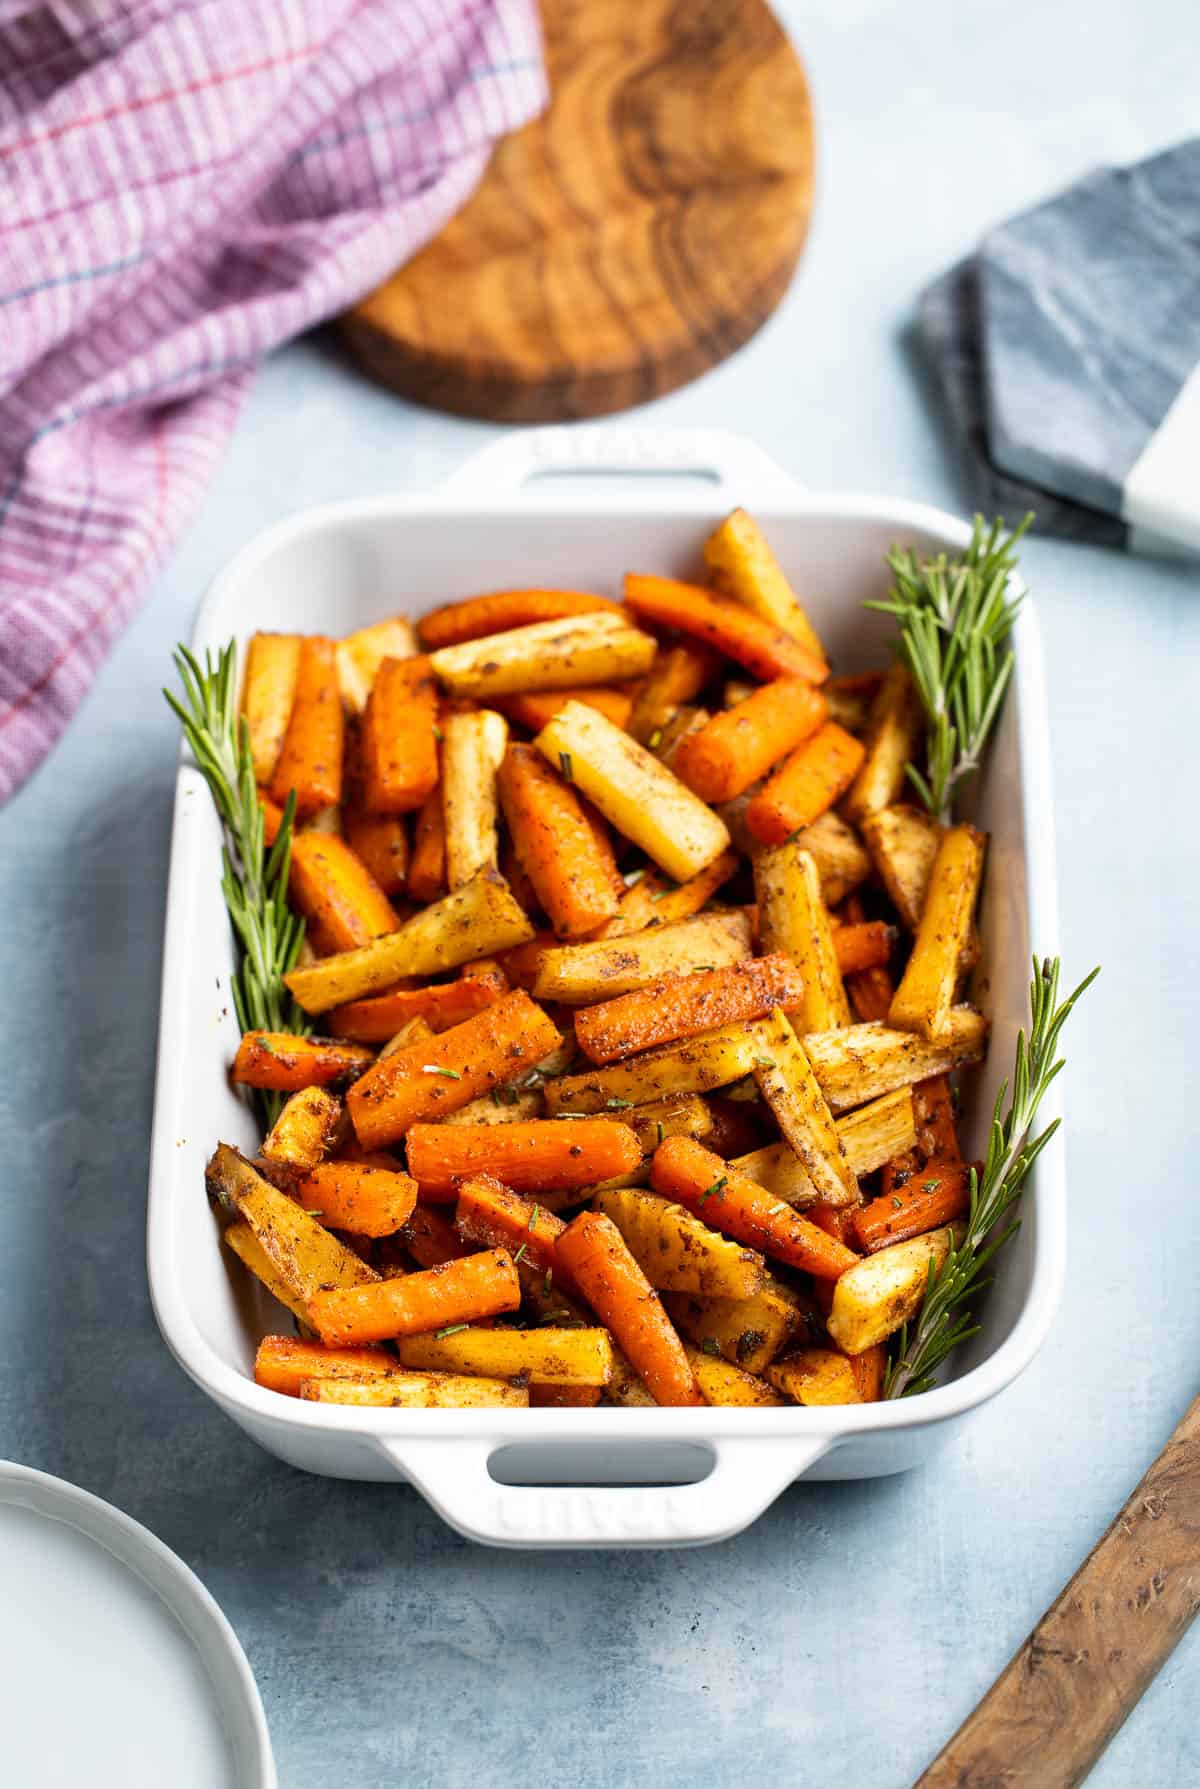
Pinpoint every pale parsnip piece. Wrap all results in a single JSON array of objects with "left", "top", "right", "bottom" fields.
[
  {"left": 336, "top": 617, "right": 417, "bottom": 713},
  {"left": 206, "top": 1145, "right": 378, "bottom": 1303},
  {"left": 301, "top": 1372, "right": 528, "bottom": 1408},
  {"left": 767, "top": 1348, "right": 865, "bottom": 1405},
  {"left": 703, "top": 508, "right": 827, "bottom": 663},
  {"left": 261, "top": 1086, "right": 344, "bottom": 1172},
  {"left": 534, "top": 700, "right": 731, "bottom": 883},
  {"left": 542, "top": 1019, "right": 766, "bottom": 1115},
  {"left": 223, "top": 1222, "right": 310, "bottom": 1325},
  {"left": 378, "top": 1015, "right": 435, "bottom": 1060},
  {"left": 241, "top": 632, "right": 301, "bottom": 784},
  {"left": 285, "top": 868, "right": 534, "bottom": 1013},
  {"left": 663, "top": 1276, "right": 813, "bottom": 1375},
  {"left": 300, "top": 803, "right": 341, "bottom": 836},
  {"left": 593, "top": 1187, "right": 765, "bottom": 1300},
  {"left": 731, "top": 1087, "right": 917, "bottom": 1205},
  {"left": 754, "top": 842, "right": 851, "bottom": 1032},
  {"left": 625, "top": 1094, "right": 714, "bottom": 1155},
  {"left": 844, "top": 663, "right": 923, "bottom": 822},
  {"left": 397, "top": 1327, "right": 614, "bottom": 1387},
  {"left": 751, "top": 1009, "right": 859, "bottom": 1207},
  {"left": 442, "top": 1085, "right": 544, "bottom": 1126},
  {"left": 605, "top": 1348, "right": 657, "bottom": 1406},
  {"left": 860, "top": 803, "right": 944, "bottom": 930},
  {"left": 684, "top": 1343, "right": 783, "bottom": 1407},
  {"left": 531, "top": 909, "right": 750, "bottom": 1005},
  {"left": 654, "top": 704, "right": 710, "bottom": 773},
  {"left": 803, "top": 1012, "right": 989, "bottom": 1113},
  {"left": 723, "top": 678, "right": 756, "bottom": 708},
  {"left": 827, "top": 1224, "right": 965, "bottom": 1354},
  {"left": 430, "top": 611, "right": 656, "bottom": 700},
  {"left": 441, "top": 707, "right": 508, "bottom": 889},
  {"left": 888, "top": 824, "right": 986, "bottom": 1039}
]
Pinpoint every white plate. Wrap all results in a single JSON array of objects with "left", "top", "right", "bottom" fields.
[
  {"left": 0, "top": 1462, "right": 275, "bottom": 1788},
  {"left": 148, "top": 424, "right": 1060, "bottom": 1549}
]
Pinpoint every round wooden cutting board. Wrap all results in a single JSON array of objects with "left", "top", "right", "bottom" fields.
[{"left": 339, "top": 0, "right": 814, "bottom": 422}]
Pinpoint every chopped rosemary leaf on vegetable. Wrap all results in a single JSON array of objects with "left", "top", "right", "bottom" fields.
[{"left": 435, "top": 1323, "right": 470, "bottom": 1340}]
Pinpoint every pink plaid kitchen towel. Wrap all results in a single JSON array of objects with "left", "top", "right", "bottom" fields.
[{"left": 0, "top": 0, "right": 546, "bottom": 802}]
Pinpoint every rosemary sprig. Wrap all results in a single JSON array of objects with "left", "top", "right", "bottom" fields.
[
  {"left": 164, "top": 641, "right": 309, "bottom": 1124},
  {"left": 884, "top": 956, "right": 1098, "bottom": 1398},
  {"left": 866, "top": 514, "right": 1032, "bottom": 822}
]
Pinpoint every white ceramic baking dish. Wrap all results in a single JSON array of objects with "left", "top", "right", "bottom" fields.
[{"left": 148, "top": 426, "right": 1060, "bottom": 1550}]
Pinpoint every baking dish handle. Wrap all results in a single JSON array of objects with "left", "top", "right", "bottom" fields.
[
  {"left": 379, "top": 1434, "right": 831, "bottom": 1549},
  {"left": 434, "top": 426, "right": 806, "bottom": 502}
]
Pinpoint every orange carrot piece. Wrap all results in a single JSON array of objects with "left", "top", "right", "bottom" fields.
[
  {"left": 259, "top": 791, "right": 285, "bottom": 847},
  {"left": 496, "top": 743, "right": 622, "bottom": 938},
  {"left": 650, "top": 1137, "right": 858, "bottom": 1281},
  {"left": 496, "top": 930, "right": 558, "bottom": 990},
  {"left": 407, "top": 785, "right": 447, "bottom": 902},
  {"left": 293, "top": 1162, "right": 418, "bottom": 1237},
  {"left": 342, "top": 808, "right": 409, "bottom": 896},
  {"left": 453, "top": 1174, "right": 567, "bottom": 1277},
  {"left": 269, "top": 636, "right": 344, "bottom": 818},
  {"left": 913, "top": 1075, "right": 962, "bottom": 1162},
  {"left": 288, "top": 832, "right": 400, "bottom": 955},
  {"left": 309, "top": 1247, "right": 521, "bottom": 1344},
  {"left": 400, "top": 1204, "right": 472, "bottom": 1269},
  {"left": 529, "top": 1383, "right": 603, "bottom": 1408},
  {"left": 832, "top": 920, "right": 895, "bottom": 976},
  {"left": 362, "top": 656, "right": 439, "bottom": 815},
  {"left": 853, "top": 1159, "right": 970, "bottom": 1253},
  {"left": 674, "top": 678, "right": 828, "bottom": 803},
  {"left": 496, "top": 686, "right": 634, "bottom": 733},
  {"left": 418, "top": 590, "right": 621, "bottom": 650},
  {"left": 571, "top": 954, "right": 805, "bottom": 1065},
  {"left": 623, "top": 574, "right": 828, "bottom": 684},
  {"left": 840, "top": 892, "right": 896, "bottom": 1023},
  {"left": 849, "top": 1344, "right": 887, "bottom": 1401},
  {"left": 408, "top": 1120, "right": 641, "bottom": 1200},
  {"left": 556, "top": 1211, "right": 703, "bottom": 1407},
  {"left": 746, "top": 721, "right": 866, "bottom": 846},
  {"left": 231, "top": 1032, "right": 374, "bottom": 1092},
  {"left": 253, "top": 1336, "right": 393, "bottom": 1397},
  {"left": 327, "top": 966, "right": 509, "bottom": 1043},
  {"left": 347, "top": 990, "right": 561, "bottom": 1149},
  {"left": 590, "top": 851, "right": 740, "bottom": 939},
  {"left": 806, "top": 1200, "right": 860, "bottom": 1249}
]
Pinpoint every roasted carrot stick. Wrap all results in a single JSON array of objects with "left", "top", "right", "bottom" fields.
[
  {"left": 650, "top": 1137, "right": 858, "bottom": 1280},
  {"left": 556, "top": 1211, "right": 703, "bottom": 1407},
  {"left": 347, "top": 990, "right": 562, "bottom": 1149},
  {"left": 407, "top": 1119, "right": 642, "bottom": 1199},
  {"left": 326, "top": 965, "right": 509, "bottom": 1042},
  {"left": 362, "top": 656, "right": 439, "bottom": 815},
  {"left": 806, "top": 1200, "right": 860, "bottom": 1249},
  {"left": 913, "top": 1075, "right": 961, "bottom": 1161},
  {"left": 453, "top": 1174, "right": 568, "bottom": 1278},
  {"left": 495, "top": 930, "right": 558, "bottom": 991},
  {"left": 407, "top": 785, "right": 447, "bottom": 902},
  {"left": 254, "top": 1335, "right": 393, "bottom": 1397},
  {"left": 400, "top": 1203, "right": 472, "bottom": 1269},
  {"left": 572, "top": 954, "right": 806, "bottom": 1065},
  {"left": 293, "top": 1162, "right": 418, "bottom": 1237},
  {"left": 288, "top": 832, "right": 400, "bottom": 955},
  {"left": 626, "top": 639, "right": 724, "bottom": 743},
  {"left": 496, "top": 686, "right": 633, "bottom": 733},
  {"left": 242, "top": 632, "right": 302, "bottom": 784},
  {"left": 853, "top": 1159, "right": 970, "bottom": 1253},
  {"left": 418, "top": 590, "right": 620, "bottom": 650},
  {"left": 308, "top": 1247, "right": 521, "bottom": 1345},
  {"left": 832, "top": 920, "right": 895, "bottom": 976},
  {"left": 849, "top": 1344, "right": 886, "bottom": 1401},
  {"left": 674, "top": 678, "right": 828, "bottom": 803},
  {"left": 746, "top": 721, "right": 866, "bottom": 846},
  {"left": 496, "top": 743, "right": 622, "bottom": 938},
  {"left": 529, "top": 1383, "right": 603, "bottom": 1408},
  {"left": 269, "top": 635, "right": 344, "bottom": 817},
  {"left": 592, "top": 851, "right": 739, "bottom": 938},
  {"left": 232, "top": 1032, "right": 374, "bottom": 1092},
  {"left": 839, "top": 892, "right": 896, "bottom": 1023},
  {"left": 342, "top": 808, "right": 408, "bottom": 896},
  {"left": 623, "top": 575, "right": 827, "bottom": 684}
]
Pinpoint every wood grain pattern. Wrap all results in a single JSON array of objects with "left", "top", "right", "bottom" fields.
[
  {"left": 339, "top": 0, "right": 813, "bottom": 421},
  {"left": 917, "top": 1393, "right": 1200, "bottom": 1789}
]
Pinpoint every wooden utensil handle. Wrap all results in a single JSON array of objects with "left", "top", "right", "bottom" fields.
[{"left": 916, "top": 1393, "right": 1200, "bottom": 1789}]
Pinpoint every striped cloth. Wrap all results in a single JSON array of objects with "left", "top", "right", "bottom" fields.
[{"left": 0, "top": 0, "right": 545, "bottom": 801}]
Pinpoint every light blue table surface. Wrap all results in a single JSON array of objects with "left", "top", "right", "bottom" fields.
[{"left": 3, "top": 4, "right": 1198, "bottom": 1784}]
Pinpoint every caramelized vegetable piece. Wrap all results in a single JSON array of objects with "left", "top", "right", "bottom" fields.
[
  {"left": 751, "top": 1009, "right": 859, "bottom": 1207},
  {"left": 453, "top": 1174, "right": 568, "bottom": 1278},
  {"left": 346, "top": 989, "right": 561, "bottom": 1148},
  {"left": 207, "top": 1145, "right": 378, "bottom": 1304},
  {"left": 261, "top": 1086, "right": 344, "bottom": 1171},
  {"left": 703, "top": 509, "right": 827, "bottom": 662},
  {"left": 802, "top": 1013, "right": 989, "bottom": 1113},
  {"left": 675, "top": 676, "right": 828, "bottom": 805},
  {"left": 683, "top": 1343, "right": 784, "bottom": 1407},
  {"left": 269, "top": 635, "right": 344, "bottom": 817},
  {"left": 254, "top": 1335, "right": 392, "bottom": 1397},
  {"left": 826, "top": 1224, "right": 965, "bottom": 1355},
  {"left": 593, "top": 1186, "right": 765, "bottom": 1300},
  {"left": 418, "top": 589, "right": 620, "bottom": 650},
  {"left": 288, "top": 832, "right": 399, "bottom": 954},
  {"left": 853, "top": 1159, "right": 971, "bottom": 1253},
  {"left": 746, "top": 721, "right": 866, "bottom": 846},
  {"left": 662, "top": 1275, "right": 815, "bottom": 1374},
  {"left": 888, "top": 824, "right": 986, "bottom": 1038},
  {"left": 241, "top": 632, "right": 301, "bottom": 784},
  {"left": 231, "top": 1032, "right": 374, "bottom": 1092},
  {"left": 626, "top": 639, "right": 723, "bottom": 744},
  {"left": 397, "top": 1327, "right": 614, "bottom": 1387},
  {"left": 430, "top": 612, "right": 656, "bottom": 701},
  {"left": 532, "top": 910, "right": 750, "bottom": 1005},
  {"left": 362, "top": 655, "right": 439, "bottom": 815},
  {"left": 754, "top": 843, "right": 851, "bottom": 1033},
  {"left": 557, "top": 1211, "right": 703, "bottom": 1407},
  {"left": 768, "top": 1348, "right": 867, "bottom": 1406},
  {"left": 543, "top": 1019, "right": 766, "bottom": 1115},
  {"left": 623, "top": 574, "right": 827, "bottom": 684},
  {"left": 496, "top": 742, "right": 622, "bottom": 938},
  {"left": 302, "top": 1372, "right": 528, "bottom": 1408},
  {"left": 293, "top": 1161, "right": 418, "bottom": 1237},
  {"left": 441, "top": 708, "right": 508, "bottom": 889},
  {"left": 308, "top": 1247, "right": 521, "bottom": 1345},
  {"left": 592, "top": 850, "right": 739, "bottom": 938},
  {"left": 572, "top": 955, "right": 805, "bottom": 1065},
  {"left": 844, "top": 664, "right": 923, "bottom": 822},
  {"left": 326, "top": 966, "right": 509, "bottom": 1042},
  {"left": 408, "top": 1119, "right": 641, "bottom": 1200}
]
